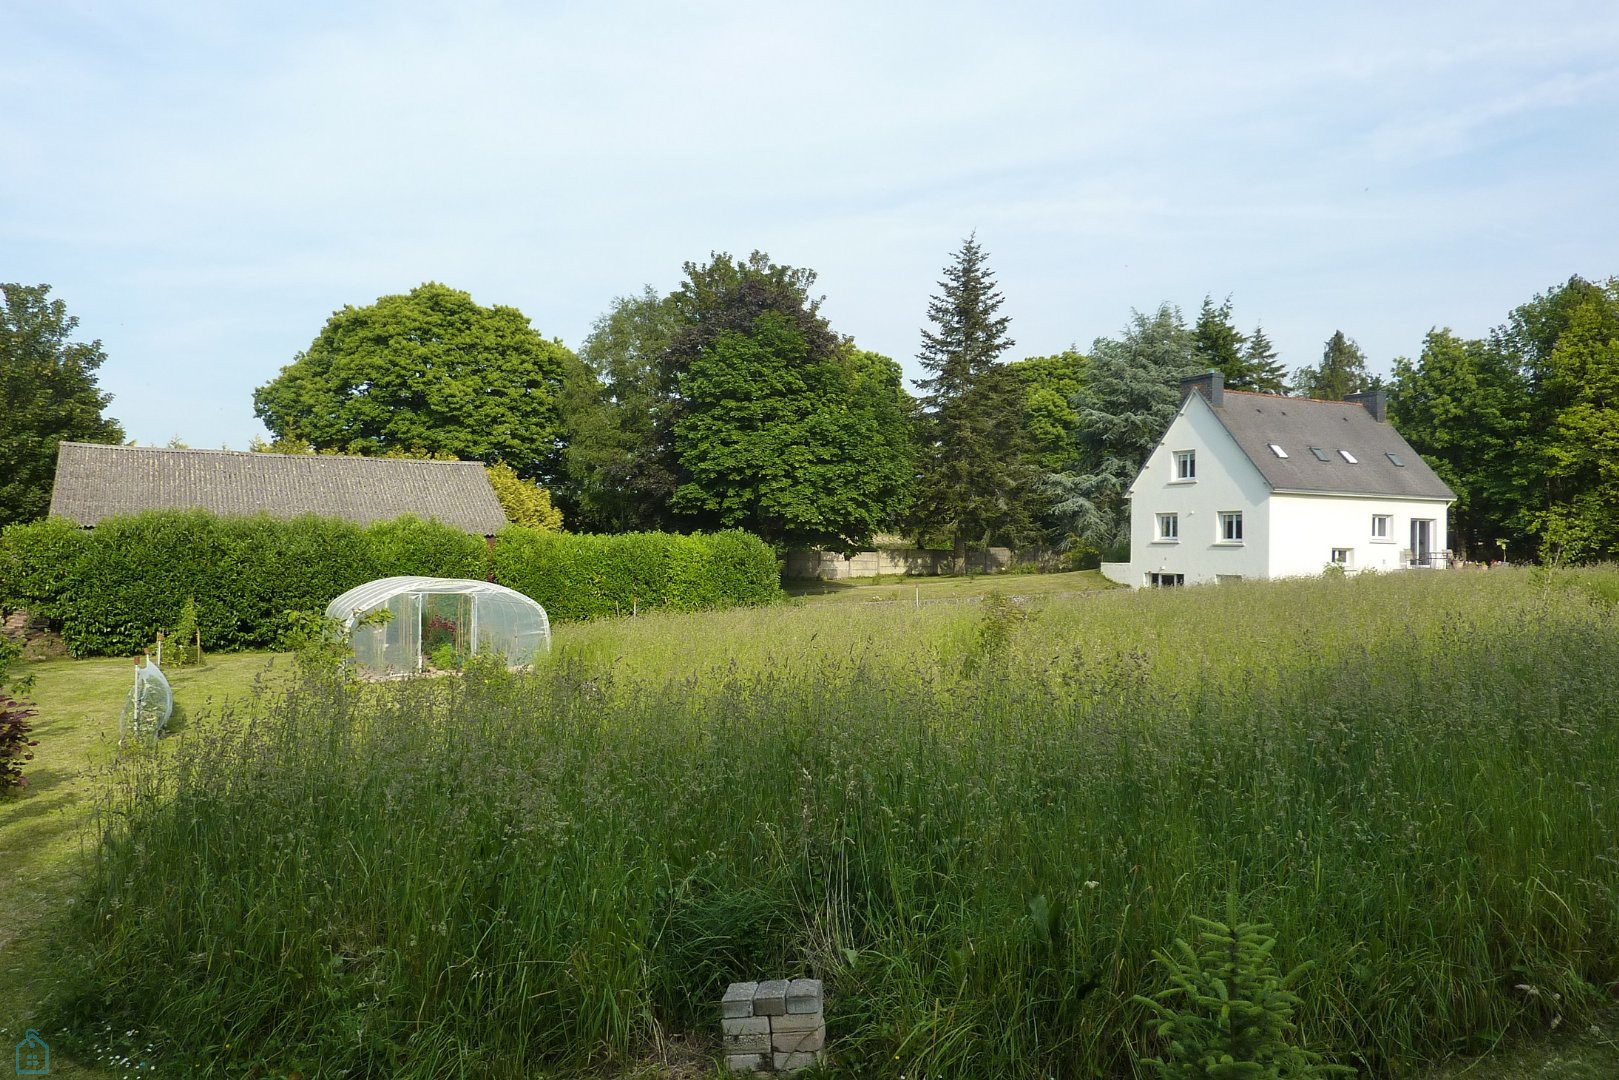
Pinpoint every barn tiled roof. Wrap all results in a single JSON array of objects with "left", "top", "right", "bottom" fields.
[
  {"left": 49, "top": 443, "right": 508, "bottom": 535},
  {"left": 1206, "top": 391, "right": 1456, "bottom": 501}
]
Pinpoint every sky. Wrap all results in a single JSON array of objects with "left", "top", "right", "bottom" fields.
[{"left": 6, "top": 1, "right": 1619, "bottom": 449}]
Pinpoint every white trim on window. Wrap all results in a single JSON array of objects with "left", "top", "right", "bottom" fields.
[
  {"left": 1155, "top": 512, "right": 1180, "bottom": 542},
  {"left": 1371, "top": 514, "right": 1393, "bottom": 542},
  {"left": 1172, "top": 449, "right": 1197, "bottom": 482},
  {"left": 1217, "top": 511, "right": 1244, "bottom": 544}
]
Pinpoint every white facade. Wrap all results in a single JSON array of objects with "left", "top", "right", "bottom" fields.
[{"left": 1102, "top": 390, "right": 1452, "bottom": 588}]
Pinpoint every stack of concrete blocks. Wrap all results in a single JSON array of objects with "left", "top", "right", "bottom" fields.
[{"left": 720, "top": 977, "right": 825, "bottom": 1073}]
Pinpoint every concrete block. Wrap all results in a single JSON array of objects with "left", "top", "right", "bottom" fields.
[
  {"left": 726, "top": 1051, "right": 768, "bottom": 1073},
  {"left": 722, "top": 981, "right": 758, "bottom": 1019},
  {"left": 769, "top": 1010, "right": 823, "bottom": 1032},
  {"left": 723, "top": 1030, "right": 770, "bottom": 1053},
  {"left": 785, "top": 977, "right": 822, "bottom": 1014},
  {"left": 772, "top": 1023, "right": 826, "bottom": 1053},
  {"left": 774, "top": 1049, "right": 824, "bottom": 1071},
  {"left": 722, "top": 1015, "right": 770, "bottom": 1036},
  {"left": 752, "top": 978, "right": 788, "bottom": 1016}
]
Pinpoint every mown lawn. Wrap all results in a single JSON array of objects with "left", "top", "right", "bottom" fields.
[{"left": 5, "top": 568, "right": 1619, "bottom": 1078}]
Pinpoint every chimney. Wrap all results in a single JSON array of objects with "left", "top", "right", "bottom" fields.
[
  {"left": 1345, "top": 390, "right": 1387, "bottom": 422},
  {"left": 1180, "top": 370, "right": 1224, "bottom": 407}
]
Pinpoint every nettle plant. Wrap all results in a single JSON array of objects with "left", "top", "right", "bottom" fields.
[{"left": 1135, "top": 898, "right": 1353, "bottom": 1079}]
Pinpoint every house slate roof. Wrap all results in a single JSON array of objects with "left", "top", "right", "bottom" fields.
[
  {"left": 49, "top": 443, "right": 509, "bottom": 535},
  {"left": 1202, "top": 391, "right": 1456, "bottom": 500}
]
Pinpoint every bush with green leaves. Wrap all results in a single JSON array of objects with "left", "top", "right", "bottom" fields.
[
  {"left": 493, "top": 527, "right": 779, "bottom": 620},
  {"left": 0, "top": 510, "right": 491, "bottom": 657}
]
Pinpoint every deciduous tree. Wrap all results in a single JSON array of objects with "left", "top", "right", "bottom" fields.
[
  {"left": 0, "top": 284, "right": 125, "bottom": 528},
  {"left": 663, "top": 252, "right": 913, "bottom": 549},
  {"left": 1389, "top": 330, "right": 1530, "bottom": 559},
  {"left": 253, "top": 283, "right": 580, "bottom": 482}
]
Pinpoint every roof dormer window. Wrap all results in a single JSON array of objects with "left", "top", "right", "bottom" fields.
[
  {"left": 1309, "top": 447, "right": 1330, "bottom": 461},
  {"left": 1268, "top": 443, "right": 1288, "bottom": 458},
  {"left": 1386, "top": 452, "right": 1406, "bottom": 467},
  {"left": 1338, "top": 449, "right": 1359, "bottom": 464}
]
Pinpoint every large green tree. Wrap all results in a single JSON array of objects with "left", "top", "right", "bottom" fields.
[
  {"left": 1292, "top": 330, "right": 1372, "bottom": 400},
  {"left": 1512, "top": 278, "right": 1619, "bottom": 560},
  {"left": 1389, "top": 330, "right": 1530, "bottom": 560},
  {"left": 661, "top": 252, "right": 912, "bottom": 549},
  {"left": 1192, "top": 295, "right": 1248, "bottom": 387},
  {"left": 0, "top": 284, "right": 125, "bottom": 528},
  {"left": 253, "top": 283, "right": 580, "bottom": 482},
  {"left": 911, "top": 235, "right": 1040, "bottom": 560},
  {"left": 1242, "top": 324, "right": 1289, "bottom": 394},
  {"left": 560, "top": 286, "right": 681, "bottom": 531},
  {"left": 1046, "top": 304, "right": 1201, "bottom": 551}
]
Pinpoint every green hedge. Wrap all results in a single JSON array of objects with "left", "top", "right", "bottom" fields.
[
  {"left": 0, "top": 513, "right": 779, "bottom": 656},
  {"left": 0, "top": 511, "right": 489, "bottom": 657},
  {"left": 493, "top": 528, "right": 780, "bottom": 621}
]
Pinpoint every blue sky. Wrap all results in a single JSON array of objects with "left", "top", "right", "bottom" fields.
[{"left": 6, "top": 1, "right": 1618, "bottom": 448}]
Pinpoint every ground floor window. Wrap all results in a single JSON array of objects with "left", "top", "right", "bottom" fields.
[
  {"left": 1331, "top": 547, "right": 1353, "bottom": 567},
  {"left": 1156, "top": 513, "right": 1179, "bottom": 541},
  {"left": 1371, "top": 514, "right": 1391, "bottom": 539},
  {"left": 1148, "top": 572, "right": 1185, "bottom": 587},
  {"left": 1218, "top": 511, "right": 1244, "bottom": 542}
]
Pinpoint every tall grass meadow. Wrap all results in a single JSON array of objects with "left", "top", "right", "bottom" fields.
[{"left": 55, "top": 568, "right": 1619, "bottom": 1077}]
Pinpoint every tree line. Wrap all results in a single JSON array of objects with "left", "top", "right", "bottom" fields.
[{"left": 5, "top": 253, "right": 1618, "bottom": 563}]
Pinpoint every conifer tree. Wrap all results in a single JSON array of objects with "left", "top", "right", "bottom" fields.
[
  {"left": 1192, "top": 295, "right": 1248, "bottom": 387},
  {"left": 1293, "top": 331, "right": 1371, "bottom": 400},
  {"left": 1047, "top": 305, "right": 1201, "bottom": 551},
  {"left": 911, "top": 235, "right": 1039, "bottom": 563},
  {"left": 1243, "top": 324, "right": 1290, "bottom": 394}
]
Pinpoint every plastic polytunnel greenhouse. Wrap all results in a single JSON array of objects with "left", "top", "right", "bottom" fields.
[{"left": 325, "top": 577, "right": 551, "bottom": 677}]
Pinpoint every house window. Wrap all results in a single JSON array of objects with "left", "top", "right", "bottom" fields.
[
  {"left": 1339, "top": 449, "right": 1359, "bottom": 464},
  {"left": 1268, "top": 443, "right": 1288, "bottom": 458},
  {"left": 1148, "top": 572, "right": 1185, "bottom": 587},
  {"left": 1173, "top": 450, "right": 1196, "bottom": 480},
  {"left": 1331, "top": 547, "right": 1353, "bottom": 566},
  {"left": 1156, "top": 513, "right": 1179, "bottom": 541},
  {"left": 1371, "top": 514, "right": 1391, "bottom": 540},
  {"left": 1218, "top": 511, "right": 1243, "bottom": 542},
  {"left": 1309, "top": 447, "right": 1330, "bottom": 461},
  {"left": 1386, "top": 452, "right": 1406, "bottom": 467}
]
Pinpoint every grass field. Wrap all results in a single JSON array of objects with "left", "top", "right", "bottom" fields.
[{"left": 5, "top": 567, "right": 1619, "bottom": 1077}]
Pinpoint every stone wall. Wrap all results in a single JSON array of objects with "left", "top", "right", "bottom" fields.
[{"left": 783, "top": 546, "right": 1060, "bottom": 581}]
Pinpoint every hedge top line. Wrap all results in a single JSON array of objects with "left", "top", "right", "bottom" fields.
[{"left": 49, "top": 442, "right": 507, "bottom": 536}]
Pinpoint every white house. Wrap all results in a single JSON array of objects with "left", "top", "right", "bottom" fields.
[{"left": 1101, "top": 373, "right": 1456, "bottom": 587}]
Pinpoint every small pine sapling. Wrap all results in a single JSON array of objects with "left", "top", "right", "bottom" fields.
[{"left": 1134, "top": 896, "right": 1353, "bottom": 1079}]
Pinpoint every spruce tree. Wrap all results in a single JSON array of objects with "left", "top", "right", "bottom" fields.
[
  {"left": 1243, "top": 324, "right": 1290, "bottom": 394},
  {"left": 1192, "top": 295, "right": 1248, "bottom": 387},
  {"left": 912, "top": 235, "right": 1038, "bottom": 563}
]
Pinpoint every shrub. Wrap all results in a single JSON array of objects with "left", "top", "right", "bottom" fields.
[
  {"left": 0, "top": 510, "right": 496, "bottom": 657},
  {"left": 365, "top": 515, "right": 490, "bottom": 579},
  {"left": 0, "top": 691, "right": 36, "bottom": 794},
  {"left": 492, "top": 527, "right": 780, "bottom": 620},
  {"left": 0, "top": 517, "right": 91, "bottom": 621},
  {"left": 485, "top": 463, "right": 564, "bottom": 531}
]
